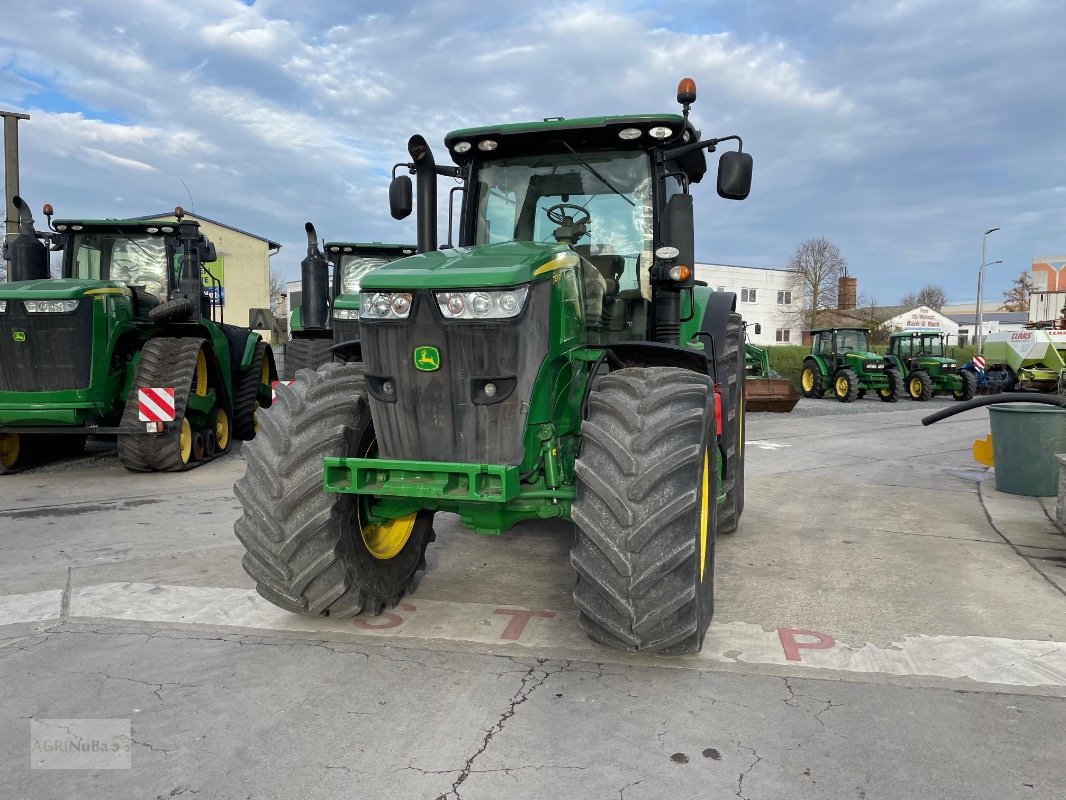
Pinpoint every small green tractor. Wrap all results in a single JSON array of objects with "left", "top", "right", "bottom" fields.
[
  {"left": 283, "top": 223, "right": 414, "bottom": 378},
  {"left": 885, "top": 329, "right": 976, "bottom": 401},
  {"left": 801, "top": 326, "right": 901, "bottom": 402},
  {"left": 0, "top": 198, "right": 276, "bottom": 473},
  {"left": 235, "top": 78, "right": 753, "bottom": 653}
]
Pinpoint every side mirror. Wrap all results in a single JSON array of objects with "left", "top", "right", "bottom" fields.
[
  {"left": 753, "top": 323, "right": 762, "bottom": 335},
  {"left": 389, "top": 175, "right": 413, "bottom": 220},
  {"left": 201, "top": 239, "right": 217, "bottom": 262},
  {"left": 716, "top": 151, "right": 753, "bottom": 200}
]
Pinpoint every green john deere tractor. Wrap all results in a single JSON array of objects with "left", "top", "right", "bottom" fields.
[
  {"left": 282, "top": 223, "right": 414, "bottom": 378},
  {"left": 886, "top": 329, "right": 976, "bottom": 401},
  {"left": 801, "top": 326, "right": 901, "bottom": 403},
  {"left": 234, "top": 77, "right": 753, "bottom": 653},
  {"left": 0, "top": 198, "right": 276, "bottom": 473}
]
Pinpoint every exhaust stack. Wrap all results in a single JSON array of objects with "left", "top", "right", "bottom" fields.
[
  {"left": 300, "top": 221, "right": 329, "bottom": 330},
  {"left": 5, "top": 195, "right": 48, "bottom": 281},
  {"left": 408, "top": 134, "right": 437, "bottom": 253}
]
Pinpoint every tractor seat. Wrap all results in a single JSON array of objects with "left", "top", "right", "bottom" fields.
[{"left": 584, "top": 254, "right": 625, "bottom": 294}]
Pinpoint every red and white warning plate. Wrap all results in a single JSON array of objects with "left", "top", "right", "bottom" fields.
[
  {"left": 972, "top": 355, "right": 986, "bottom": 371},
  {"left": 137, "top": 388, "right": 176, "bottom": 422}
]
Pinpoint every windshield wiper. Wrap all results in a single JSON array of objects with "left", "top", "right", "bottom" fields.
[{"left": 557, "top": 142, "right": 635, "bottom": 207}]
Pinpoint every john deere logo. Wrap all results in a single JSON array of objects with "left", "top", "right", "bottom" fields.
[
  {"left": 413, "top": 346, "right": 441, "bottom": 371},
  {"left": 12, "top": 330, "right": 26, "bottom": 343}
]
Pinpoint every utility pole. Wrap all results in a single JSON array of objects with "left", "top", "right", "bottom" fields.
[{"left": 2, "top": 110, "right": 31, "bottom": 243}]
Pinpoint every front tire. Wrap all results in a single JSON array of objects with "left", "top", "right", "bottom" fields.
[
  {"left": 801, "top": 360, "right": 824, "bottom": 398},
  {"left": 833, "top": 369, "right": 860, "bottom": 402},
  {"left": 234, "top": 363, "right": 434, "bottom": 617},
  {"left": 906, "top": 371, "right": 934, "bottom": 401},
  {"left": 571, "top": 367, "right": 717, "bottom": 654},
  {"left": 954, "top": 370, "right": 977, "bottom": 401},
  {"left": 879, "top": 369, "right": 902, "bottom": 402}
]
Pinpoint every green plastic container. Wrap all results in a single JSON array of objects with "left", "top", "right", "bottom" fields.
[{"left": 988, "top": 404, "right": 1066, "bottom": 496}]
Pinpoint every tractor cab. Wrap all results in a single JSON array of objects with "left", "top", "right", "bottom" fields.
[
  {"left": 53, "top": 208, "right": 220, "bottom": 323},
  {"left": 887, "top": 329, "right": 953, "bottom": 370}
]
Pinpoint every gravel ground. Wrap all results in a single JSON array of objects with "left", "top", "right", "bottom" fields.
[
  {"left": 779, "top": 394, "right": 960, "bottom": 418},
  {"left": 7, "top": 437, "right": 245, "bottom": 476}
]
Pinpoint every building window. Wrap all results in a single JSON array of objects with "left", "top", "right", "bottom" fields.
[
  {"left": 777, "top": 290, "right": 792, "bottom": 305},
  {"left": 716, "top": 286, "right": 726, "bottom": 293},
  {"left": 775, "top": 328, "right": 791, "bottom": 343},
  {"left": 741, "top": 288, "right": 757, "bottom": 303}
]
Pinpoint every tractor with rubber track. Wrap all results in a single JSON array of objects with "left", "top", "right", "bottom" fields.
[
  {"left": 283, "top": 223, "right": 414, "bottom": 378},
  {"left": 0, "top": 199, "right": 276, "bottom": 473},
  {"left": 886, "top": 329, "right": 976, "bottom": 401},
  {"left": 801, "top": 326, "right": 901, "bottom": 403},
  {"left": 234, "top": 78, "right": 753, "bottom": 654}
]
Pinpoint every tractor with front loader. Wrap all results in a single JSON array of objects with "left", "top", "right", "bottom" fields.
[
  {"left": 283, "top": 223, "right": 414, "bottom": 378},
  {"left": 801, "top": 326, "right": 901, "bottom": 402},
  {"left": 885, "top": 329, "right": 976, "bottom": 401},
  {"left": 0, "top": 198, "right": 276, "bottom": 473},
  {"left": 234, "top": 78, "right": 753, "bottom": 654}
]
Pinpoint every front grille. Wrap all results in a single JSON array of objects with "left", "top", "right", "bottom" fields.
[
  {"left": 0, "top": 300, "right": 94, "bottom": 391},
  {"left": 332, "top": 318, "right": 360, "bottom": 345},
  {"left": 940, "top": 365, "right": 957, "bottom": 375},
  {"left": 360, "top": 282, "right": 550, "bottom": 465}
]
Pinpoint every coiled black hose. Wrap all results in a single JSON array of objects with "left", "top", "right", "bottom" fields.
[{"left": 922, "top": 392, "right": 1066, "bottom": 426}]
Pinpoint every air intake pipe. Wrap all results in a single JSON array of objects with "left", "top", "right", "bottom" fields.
[
  {"left": 6, "top": 196, "right": 49, "bottom": 281},
  {"left": 300, "top": 221, "right": 329, "bottom": 330}
]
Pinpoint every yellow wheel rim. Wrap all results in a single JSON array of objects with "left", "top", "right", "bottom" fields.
[
  {"left": 194, "top": 349, "right": 209, "bottom": 396},
  {"left": 0, "top": 432, "right": 20, "bottom": 470},
  {"left": 836, "top": 376, "right": 849, "bottom": 395},
  {"left": 801, "top": 369, "right": 814, "bottom": 392},
  {"left": 699, "top": 449, "right": 710, "bottom": 579},
  {"left": 214, "top": 409, "right": 230, "bottom": 450},
  {"left": 178, "top": 418, "right": 192, "bottom": 464},
  {"left": 909, "top": 378, "right": 922, "bottom": 397},
  {"left": 361, "top": 514, "right": 417, "bottom": 560}
]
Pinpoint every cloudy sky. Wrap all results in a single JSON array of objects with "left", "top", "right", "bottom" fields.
[{"left": 2, "top": 0, "right": 1063, "bottom": 306}]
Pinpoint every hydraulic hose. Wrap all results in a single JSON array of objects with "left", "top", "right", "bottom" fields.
[{"left": 921, "top": 392, "right": 1066, "bottom": 426}]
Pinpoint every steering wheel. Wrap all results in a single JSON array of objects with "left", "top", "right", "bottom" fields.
[{"left": 545, "top": 202, "right": 591, "bottom": 226}]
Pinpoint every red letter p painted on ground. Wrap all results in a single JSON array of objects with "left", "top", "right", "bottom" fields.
[{"left": 778, "top": 628, "right": 836, "bottom": 662}]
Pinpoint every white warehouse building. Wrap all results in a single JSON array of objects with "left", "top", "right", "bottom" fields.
[{"left": 695, "top": 263, "right": 799, "bottom": 346}]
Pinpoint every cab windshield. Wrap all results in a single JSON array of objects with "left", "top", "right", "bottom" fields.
[
  {"left": 68, "top": 233, "right": 169, "bottom": 299},
  {"left": 338, "top": 254, "right": 395, "bottom": 295},
  {"left": 837, "top": 330, "right": 870, "bottom": 351},
  {"left": 473, "top": 150, "right": 653, "bottom": 294},
  {"left": 918, "top": 335, "right": 944, "bottom": 356}
]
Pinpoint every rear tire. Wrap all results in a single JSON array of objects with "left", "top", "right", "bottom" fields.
[
  {"left": 571, "top": 367, "right": 717, "bottom": 654},
  {"left": 954, "top": 370, "right": 977, "bottom": 401},
  {"left": 801, "top": 360, "right": 824, "bottom": 398},
  {"left": 283, "top": 338, "right": 334, "bottom": 380},
  {"left": 234, "top": 363, "right": 435, "bottom": 617},
  {"left": 906, "top": 371, "right": 934, "bottom": 401},
  {"left": 833, "top": 369, "right": 860, "bottom": 402}
]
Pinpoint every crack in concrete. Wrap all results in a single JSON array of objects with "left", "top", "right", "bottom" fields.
[
  {"left": 431, "top": 658, "right": 568, "bottom": 800},
  {"left": 63, "top": 669, "right": 202, "bottom": 702},
  {"left": 131, "top": 736, "right": 176, "bottom": 756},
  {"left": 619, "top": 778, "right": 644, "bottom": 799},
  {"left": 780, "top": 677, "right": 843, "bottom": 728},
  {"left": 734, "top": 742, "right": 762, "bottom": 800}
]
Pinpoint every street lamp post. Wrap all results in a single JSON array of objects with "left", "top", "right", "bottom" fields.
[{"left": 975, "top": 227, "right": 1000, "bottom": 354}]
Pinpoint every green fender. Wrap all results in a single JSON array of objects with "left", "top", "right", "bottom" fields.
[{"left": 803, "top": 353, "right": 830, "bottom": 377}]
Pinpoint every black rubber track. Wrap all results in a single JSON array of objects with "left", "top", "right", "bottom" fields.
[
  {"left": 232, "top": 340, "right": 273, "bottom": 441},
  {"left": 282, "top": 337, "right": 335, "bottom": 380},
  {"left": 718, "top": 313, "right": 745, "bottom": 535},
  {"left": 571, "top": 367, "right": 716, "bottom": 654},
  {"left": 234, "top": 362, "right": 435, "bottom": 618},
  {"left": 116, "top": 337, "right": 204, "bottom": 472}
]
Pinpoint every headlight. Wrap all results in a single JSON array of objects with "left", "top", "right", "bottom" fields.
[
  {"left": 436, "top": 287, "right": 529, "bottom": 320},
  {"left": 333, "top": 308, "right": 359, "bottom": 320},
  {"left": 24, "top": 299, "right": 80, "bottom": 313},
  {"left": 863, "top": 361, "right": 884, "bottom": 370},
  {"left": 359, "top": 292, "right": 413, "bottom": 320}
]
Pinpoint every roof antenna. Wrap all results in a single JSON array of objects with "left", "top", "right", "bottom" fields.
[{"left": 180, "top": 178, "right": 195, "bottom": 214}]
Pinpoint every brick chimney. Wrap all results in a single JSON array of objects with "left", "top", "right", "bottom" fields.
[{"left": 838, "top": 276, "right": 857, "bottom": 311}]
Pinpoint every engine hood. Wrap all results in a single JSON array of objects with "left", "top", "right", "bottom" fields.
[
  {"left": 0, "top": 278, "right": 129, "bottom": 300},
  {"left": 358, "top": 241, "right": 573, "bottom": 291}
]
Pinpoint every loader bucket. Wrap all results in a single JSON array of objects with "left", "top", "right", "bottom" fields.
[{"left": 744, "top": 378, "right": 800, "bottom": 413}]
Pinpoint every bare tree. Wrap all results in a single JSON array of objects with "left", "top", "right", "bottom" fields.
[
  {"left": 784, "top": 237, "right": 848, "bottom": 329},
  {"left": 899, "top": 284, "right": 947, "bottom": 311},
  {"left": 269, "top": 269, "right": 287, "bottom": 313},
  {"left": 1000, "top": 271, "right": 1032, "bottom": 312}
]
